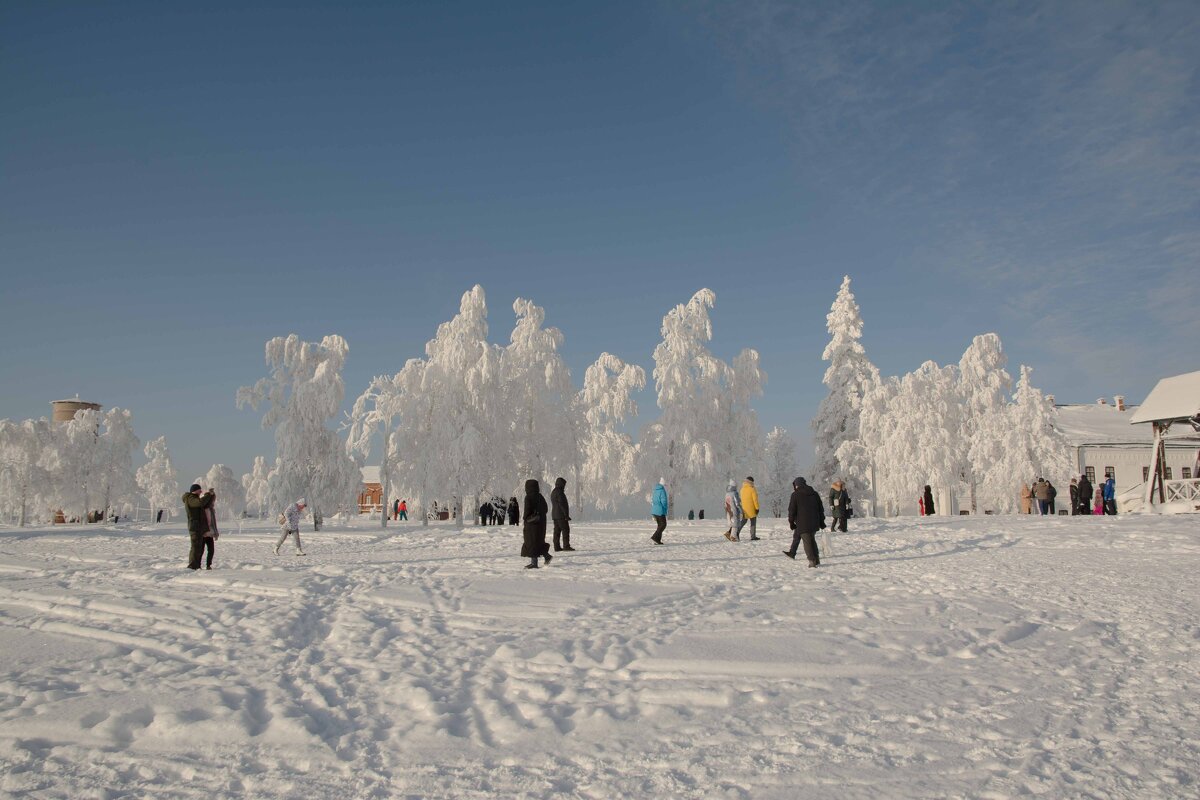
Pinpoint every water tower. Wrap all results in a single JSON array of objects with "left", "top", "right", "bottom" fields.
[{"left": 51, "top": 398, "right": 102, "bottom": 423}]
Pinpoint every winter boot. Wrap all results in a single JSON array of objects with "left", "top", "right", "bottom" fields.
[
  {"left": 544, "top": 552, "right": 552, "bottom": 565},
  {"left": 562, "top": 546, "right": 575, "bottom": 551},
  {"left": 782, "top": 551, "right": 795, "bottom": 559},
  {"left": 724, "top": 531, "right": 733, "bottom": 541},
  {"left": 526, "top": 560, "right": 539, "bottom": 569},
  {"left": 273, "top": 544, "right": 281, "bottom": 555}
]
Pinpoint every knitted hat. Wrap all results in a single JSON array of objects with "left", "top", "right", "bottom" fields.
[
  {"left": 189, "top": 483, "right": 202, "bottom": 493},
  {"left": 296, "top": 498, "right": 306, "bottom": 506}
]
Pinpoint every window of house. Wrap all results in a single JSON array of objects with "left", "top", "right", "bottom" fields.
[
  {"left": 1143, "top": 467, "right": 1150, "bottom": 483},
  {"left": 1164, "top": 467, "right": 1173, "bottom": 480},
  {"left": 1184, "top": 467, "right": 1193, "bottom": 480},
  {"left": 1086, "top": 466, "right": 1096, "bottom": 483},
  {"left": 1104, "top": 466, "right": 1115, "bottom": 479}
]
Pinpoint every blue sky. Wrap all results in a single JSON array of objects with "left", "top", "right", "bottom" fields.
[{"left": 2, "top": 0, "right": 1197, "bottom": 485}]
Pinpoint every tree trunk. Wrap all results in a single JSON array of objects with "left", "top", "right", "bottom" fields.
[{"left": 379, "top": 421, "right": 391, "bottom": 528}]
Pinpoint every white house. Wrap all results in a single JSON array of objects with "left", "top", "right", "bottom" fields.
[{"left": 1055, "top": 396, "right": 1198, "bottom": 512}]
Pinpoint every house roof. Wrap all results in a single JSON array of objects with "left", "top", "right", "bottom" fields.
[
  {"left": 1055, "top": 403, "right": 1148, "bottom": 446},
  {"left": 1129, "top": 371, "right": 1200, "bottom": 424}
]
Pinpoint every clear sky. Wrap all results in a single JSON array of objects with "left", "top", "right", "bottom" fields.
[{"left": 2, "top": 1, "right": 1197, "bottom": 485}]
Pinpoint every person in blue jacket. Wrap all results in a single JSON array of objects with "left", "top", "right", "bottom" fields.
[
  {"left": 1102, "top": 476, "right": 1117, "bottom": 515},
  {"left": 650, "top": 478, "right": 668, "bottom": 544}
]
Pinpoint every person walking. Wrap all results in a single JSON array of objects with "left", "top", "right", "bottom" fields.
[
  {"left": 1020, "top": 482, "right": 1033, "bottom": 514},
  {"left": 275, "top": 498, "right": 307, "bottom": 556},
  {"left": 736, "top": 477, "right": 761, "bottom": 541},
  {"left": 1093, "top": 486, "right": 1104, "bottom": 515},
  {"left": 1047, "top": 480, "right": 1058, "bottom": 514},
  {"left": 182, "top": 483, "right": 215, "bottom": 570},
  {"left": 550, "top": 476, "right": 573, "bottom": 551},
  {"left": 829, "top": 480, "right": 850, "bottom": 533},
  {"left": 398, "top": 499, "right": 408, "bottom": 521},
  {"left": 202, "top": 495, "right": 220, "bottom": 570},
  {"left": 1077, "top": 474, "right": 1093, "bottom": 516},
  {"left": 723, "top": 480, "right": 743, "bottom": 542},
  {"left": 393, "top": 498, "right": 400, "bottom": 520},
  {"left": 784, "top": 477, "right": 825, "bottom": 567},
  {"left": 507, "top": 496, "right": 519, "bottom": 525},
  {"left": 521, "top": 479, "right": 551, "bottom": 569},
  {"left": 650, "top": 478, "right": 668, "bottom": 545},
  {"left": 1069, "top": 479, "right": 1079, "bottom": 515},
  {"left": 923, "top": 485, "right": 936, "bottom": 516},
  {"left": 1103, "top": 476, "right": 1117, "bottom": 515}
]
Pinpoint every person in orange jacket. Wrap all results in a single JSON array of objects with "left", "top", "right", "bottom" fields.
[{"left": 736, "top": 477, "right": 761, "bottom": 541}]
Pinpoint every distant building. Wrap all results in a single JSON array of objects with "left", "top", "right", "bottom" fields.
[
  {"left": 358, "top": 466, "right": 382, "bottom": 514},
  {"left": 51, "top": 398, "right": 101, "bottom": 423},
  {"left": 1056, "top": 396, "right": 1196, "bottom": 511}
]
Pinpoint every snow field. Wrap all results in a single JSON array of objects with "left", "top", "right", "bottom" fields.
[{"left": 0, "top": 514, "right": 1197, "bottom": 798}]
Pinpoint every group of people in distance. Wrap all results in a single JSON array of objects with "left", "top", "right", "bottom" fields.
[{"left": 1018, "top": 474, "right": 1117, "bottom": 516}]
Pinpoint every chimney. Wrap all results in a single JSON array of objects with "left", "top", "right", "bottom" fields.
[
  {"left": 1097, "top": 398, "right": 1108, "bottom": 406},
  {"left": 1115, "top": 395, "right": 1126, "bottom": 411}
]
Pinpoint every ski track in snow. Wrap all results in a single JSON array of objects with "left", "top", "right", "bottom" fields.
[{"left": 0, "top": 515, "right": 1197, "bottom": 798}]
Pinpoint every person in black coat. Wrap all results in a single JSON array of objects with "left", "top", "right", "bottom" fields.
[
  {"left": 507, "top": 496, "right": 519, "bottom": 525},
  {"left": 923, "top": 485, "right": 936, "bottom": 516},
  {"left": 784, "top": 477, "right": 825, "bottom": 567},
  {"left": 1076, "top": 474, "right": 1093, "bottom": 515},
  {"left": 550, "top": 476, "right": 573, "bottom": 551},
  {"left": 521, "top": 479, "right": 551, "bottom": 569}
]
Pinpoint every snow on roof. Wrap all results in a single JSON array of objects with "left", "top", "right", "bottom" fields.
[
  {"left": 1055, "top": 403, "right": 1149, "bottom": 446},
  {"left": 360, "top": 466, "right": 380, "bottom": 484},
  {"left": 1129, "top": 371, "right": 1200, "bottom": 424}
]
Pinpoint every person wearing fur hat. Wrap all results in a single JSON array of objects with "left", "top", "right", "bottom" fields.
[
  {"left": 275, "top": 498, "right": 307, "bottom": 556},
  {"left": 784, "top": 477, "right": 825, "bottom": 567},
  {"left": 723, "top": 480, "right": 743, "bottom": 541},
  {"left": 182, "top": 483, "right": 215, "bottom": 570}
]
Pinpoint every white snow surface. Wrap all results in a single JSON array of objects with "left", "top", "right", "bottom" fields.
[{"left": 1, "top": 514, "right": 1197, "bottom": 798}]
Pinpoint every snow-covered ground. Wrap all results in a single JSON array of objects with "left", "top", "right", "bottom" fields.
[{"left": 1, "top": 514, "right": 1197, "bottom": 799}]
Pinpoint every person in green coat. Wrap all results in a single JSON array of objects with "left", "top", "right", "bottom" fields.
[{"left": 182, "top": 484, "right": 215, "bottom": 570}]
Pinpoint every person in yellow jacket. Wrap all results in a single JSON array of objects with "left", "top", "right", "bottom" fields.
[{"left": 736, "top": 476, "right": 761, "bottom": 541}]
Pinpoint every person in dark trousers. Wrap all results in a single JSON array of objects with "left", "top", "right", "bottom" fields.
[
  {"left": 1077, "top": 474, "right": 1093, "bottom": 516},
  {"left": 181, "top": 484, "right": 215, "bottom": 570},
  {"left": 650, "top": 478, "right": 668, "bottom": 544},
  {"left": 829, "top": 480, "right": 850, "bottom": 532},
  {"left": 1047, "top": 481, "right": 1058, "bottom": 514},
  {"left": 1069, "top": 479, "right": 1079, "bottom": 515},
  {"left": 1103, "top": 476, "right": 1117, "bottom": 515},
  {"left": 923, "top": 485, "right": 936, "bottom": 516},
  {"left": 785, "top": 477, "right": 825, "bottom": 567},
  {"left": 521, "top": 479, "right": 551, "bottom": 569},
  {"left": 508, "top": 496, "right": 519, "bottom": 525},
  {"left": 550, "top": 476, "right": 573, "bottom": 551},
  {"left": 202, "top": 496, "right": 220, "bottom": 569}
]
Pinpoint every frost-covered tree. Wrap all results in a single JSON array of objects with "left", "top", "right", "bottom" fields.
[
  {"left": 204, "top": 463, "right": 246, "bottom": 520},
  {"left": 976, "top": 366, "right": 1072, "bottom": 511},
  {"left": 0, "top": 418, "right": 54, "bottom": 526},
  {"left": 501, "top": 297, "right": 578, "bottom": 490},
  {"left": 762, "top": 426, "right": 798, "bottom": 517},
  {"left": 577, "top": 352, "right": 646, "bottom": 511},
  {"left": 957, "top": 334, "right": 1013, "bottom": 513},
  {"left": 846, "top": 362, "right": 961, "bottom": 515},
  {"left": 237, "top": 334, "right": 363, "bottom": 529},
  {"left": 346, "top": 374, "right": 404, "bottom": 528},
  {"left": 641, "top": 289, "right": 758, "bottom": 517},
  {"left": 813, "top": 276, "right": 879, "bottom": 494},
  {"left": 241, "top": 455, "right": 271, "bottom": 519},
  {"left": 48, "top": 407, "right": 102, "bottom": 523},
  {"left": 136, "top": 436, "right": 178, "bottom": 522},
  {"left": 391, "top": 286, "right": 503, "bottom": 527},
  {"left": 93, "top": 408, "right": 140, "bottom": 520}
]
